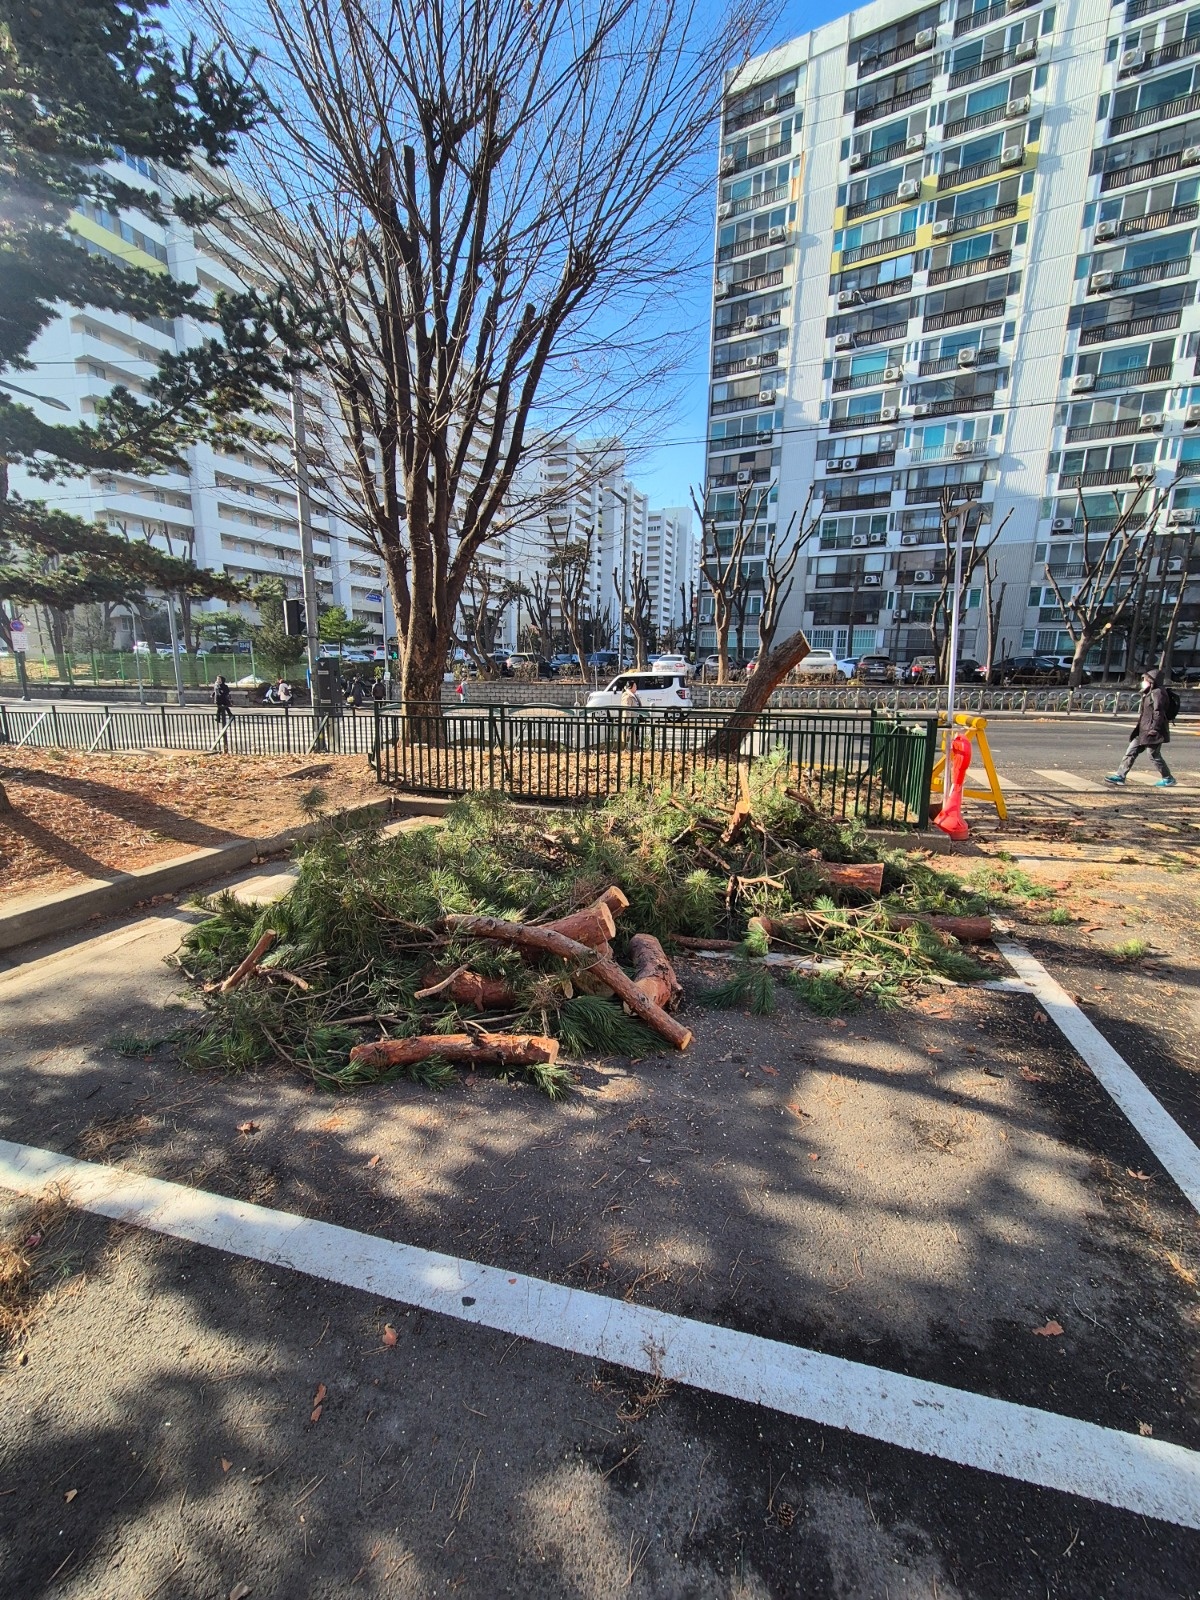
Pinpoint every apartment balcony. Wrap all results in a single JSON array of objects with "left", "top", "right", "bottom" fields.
[
  {"left": 913, "top": 392, "right": 999, "bottom": 416},
  {"left": 723, "top": 90, "right": 796, "bottom": 137},
  {"left": 1037, "top": 607, "right": 1067, "bottom": 623},
  {"left": 727, "top": 139, "right": 792, "bottom": 176},
  {"left": 1077, "top": 308, "right": 1183, "bottom": 345},
  {"left": 948, "top": 45, "right": 1034, "bottom": 93},
  {"left": 928, "top": 250, "right": 1011, "bottom": 287},
  {"left": 717, "top": 268, "right": 784, "bottom": 300},
  {"left": 835, "top": 319, "right": 912, "bottom": 348},
  {"left": 1110, "top": 89, "right": 1200, "bottom": 139},
  {"left": 847, "top": 188, "right": 908, "bottom": 221},
  {"left": 1059, "top": 467, "right": 1156, "bottom": 488},
  {"left": 1045, "top": 562, "right": 1090, "bottom": 580},
  {"left": 1100, "top": 149, "right": 1190, "bottom": 192},
  {"left": 834, "top": 275, "right": 914, "bottom": 306},
  {"left": 723, "top": 184, "right": 790, "bottom": 219},
  {"left": 832, "top": 367, "right": 899, "bottom": 391},
  {"left": 710, "top": 392, "right": 777, "bottom": 416},
  {"left": 953, "top": 0, "right": 1037, "bottom": 37},
  {"left": 712, "top": 352, "right": 779, "bottom": 379},
  {"left": 1088, "top": 258, "right": 1189, "bottom": 292},
  {"left": 1088, "top": 362, "right": 1174, "bottom": 390},
  {"left": 850, "top": 137, "right": 908, "bottom": 172},
  {"left": 1105, "top": 202, "right": 1199, "bottom": 240},
  {"left": 1174, "top": 458, "right": 1200, "bottom": 476},
  {"left": 1121, "top": 30, "right": 1200, "bottom": 74},
  {"left": 935, "top": 201, "right": 1018, "bottom": 235},
  {"left": 717, "top": 232, "right": 786, "bottom": 262},
  {"left": 818, "top": 491, "right": 895, "bottom": 512},
  {"left": 853, "top": 82, "right": 932, "bottom": 128},
  {"left": 898, "top": 565, "right": 946, "bottom": 583},
  {"left": 829, "top": 410, "right": 887, "bottom": 431},
  {"left": 937, "top": 153, "right": 1025, "bottom": 192},
  {"left": 905, "top": 482, "right": 985, "bottom": 503},
  {"left": 907, "top": 439, "right": 993, "bottom": 463},
  {"left": 918, "top": 346, "right": 1001, "bottom": 376},
  {"left": 841, "top": 229, "right": 918, "bottom": 266},
  {"left": 714, "top": 309, "right": 784, "bottom": 341},
  {"left": 855, "top": 34, "right": 935, "bottom": 80},
  {"left": 1127, "top": 0, "right": 1188, "bottom": 24},
  {"left": 710, "top": 467, "right": 772, "bottom": 488},
  {"left": 923, "top": 301, "right": 1008, "bottom": 332},
  {"left": 1064, "top": 417, "right": 1146, "bottom": 443},
  {"left": 943, "top": 102, "right": 1016, "bottom": 140}
]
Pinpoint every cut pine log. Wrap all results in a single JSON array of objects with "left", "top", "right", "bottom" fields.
[
  {"left": 540, "top": 886, "right": 630, "bottom": 949},
  {"left": 415, "top": 966, "right": 518, "bottom": 1009},
  {"left": 220, "top": 930, "right": 276, "bottom": 993},
  {"left": 627, "top": 934, "right": 682, "bottom": 1013},
  {"left": 349, "top": 1033, "right": 559, "bottom": 1073},
  {"left": 670, "top": 934, "right": 742, "bottom": 951},
  {"left": 750, "top": 911, "right": 993, "bottom": 945},
  {"left": 442, "top": 913, "right": 693, "bottom": 1050},
  {"left": 811, "top": 861, "right": 885, "bottom": 896},
  {"left": 721, "top": 766, "right": 754, "bottom": 846}
]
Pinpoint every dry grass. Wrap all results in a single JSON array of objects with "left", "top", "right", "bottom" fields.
[
  {"left": 0, "top": 1187, "right": 77, "bottom": 1350},
  {"left": 75, "top": 1112, "right": 154, "bottom": 1163}
]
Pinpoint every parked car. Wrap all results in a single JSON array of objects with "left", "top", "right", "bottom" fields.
[
  {"left": 855, "top": 654, "right": 893, "bottom": 684},
  {"left": 586, "top": 667, "right": 692, "bottom": 714},
  {"left": 1048, "top": 655, "right": 1091, "bottom": 683},
  {"left": 791, "top": 648, "right": 841, "bottom": 682},
  {"left": 550, "top": 652, "right": 580, "bottom": 674},
  {"left": 836, "top": 656, "right": 858, "bottom": 680},
  {"left": 995, "top": 655, "right": 1069, "bottom": 685},
  {"left": 648, "top": 653, "right": 693, "bottom": 675},
  {"left": 905, "top": 656, "right": 938, "bottom": 683},
  {"left": 584, "top": 650, "right": 619, "bottom": 672}
]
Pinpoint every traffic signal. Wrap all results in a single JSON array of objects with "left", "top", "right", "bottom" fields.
[{"left": 283, "top": 598, "right": 305, "bottom": 636}]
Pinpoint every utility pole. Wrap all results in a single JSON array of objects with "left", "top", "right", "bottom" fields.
[
  {"left": 291, "top": 374, "right": 322, "bottom": 711},
  {"left": 945, "top": 504, "right": 967, "bottom": 739},
  {"left": 165, "top": 593, "right": 186, "bottom": 707}
]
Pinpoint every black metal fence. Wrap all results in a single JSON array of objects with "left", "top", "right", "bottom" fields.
[
  {"left": 373, "top": 705, "right": 938, "bottom": 827},
  {"left": 0, "top": 702, "right": 377, "bottom": 758}
]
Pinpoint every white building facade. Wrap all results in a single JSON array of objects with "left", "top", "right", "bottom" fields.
[{"left": 709, "top": 0, "right": 1200, "bottom": 670}]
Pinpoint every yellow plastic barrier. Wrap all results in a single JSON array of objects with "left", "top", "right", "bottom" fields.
[{"left": 930, "top": 712, "right": 1006, "bottom": 822}]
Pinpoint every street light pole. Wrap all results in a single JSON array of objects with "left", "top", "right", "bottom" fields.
[
  {"left": 291, "top": 374, "right": 322, "bottom": 712},
  {"left": 165, "top": 593, "right": 186, "bottom": 707},
  {"left": 945, "top": 505, "right": 967, "bottom": 741}
]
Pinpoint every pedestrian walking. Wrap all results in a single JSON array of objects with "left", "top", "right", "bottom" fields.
[
  {"left": 213, "top": 674, "right": 233, "bottom": 729},
  {"left": 621, "top": 679, "right": 644, "bottom": 746},
  {"left": 371, "top": 672, "right": 386, "bottom": 705},
  {"left": 1106, "top": 668, "right": 1178, "bottom": 786}
]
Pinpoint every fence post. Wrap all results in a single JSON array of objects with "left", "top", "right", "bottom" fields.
[
  {"left": 371, "top": 700, "right": 381, "bottom": 777},
  {"left": 1021, "top": 690, "right": 1028, "bottom": 716},
  {"left": 160, "top": 704, "right": 168, "bottom": 746},
  {"left": 50, "top": 703, "right": 61, "bottom": 748},
  {"left": 917, "top": 716, "right": 938, "bottom": 830},
  {"left": 0, "top": 703, "right": 8, "bottom": 744}
]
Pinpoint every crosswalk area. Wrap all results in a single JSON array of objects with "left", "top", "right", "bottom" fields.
[{"left": 996, "top": 769, "right": 1197, "bottom": 795}]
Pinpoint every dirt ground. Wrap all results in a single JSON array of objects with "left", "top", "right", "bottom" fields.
[
  {"left": 0, "top": 750, "right": 383, "bottom": 904},
  {"left": 0, "top": 847, "right": 1197, "bottom": 1597}
]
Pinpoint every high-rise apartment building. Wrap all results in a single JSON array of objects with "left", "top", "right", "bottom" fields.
[{"left": 709, "top": 0, "right": 1200, "bottom": 671}]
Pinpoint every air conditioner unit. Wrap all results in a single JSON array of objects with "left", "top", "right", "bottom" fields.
[
  {"left": 915, "top": 27, "right": 935, "bottom": 47},
  {"left": 912, "top": 402, "right": 930, "bottom": 417},
  {"left": 1095, "top": 221, "right": 1119, "bottom": 241},
  {"left": 898, "top": 178, "right": 921, "bottom": 200},
  {"left": 1050, "top": 517, "right": 1072, "bottom": 532},
  {"left": 720, "top": 155, "right": 735, "bottom": 174},
  {"left": 762, "top": 96, "right": 777, "bottom": 115},
  {"left": 715, "top": 281, "right": 729, "bottom": 298},
  {"left": 953, "top": 440, "right": 974, "bottom": 456},
  {"left": 1131, "top": 463, "right": 1156, "bottom": 480},
  {"left": 906, "top": 132, "right": 926, "bottom": 153},
  {"left": 1000, "top": 144, "right": 1026, "bottom": 167},
  {"left": 956, "top": 347, "right": 978, "bottom": 366},
  {"left": 757, "top": 389, "right": 776, "bottom": 404},
  {"left": 842, "top": 459, "right": 861, "bottom": 471},
  {"left": 914, "top": 568, "right": 934, "bottom": 582},
  {"left": 883, "top": 364, "right": 903, "bottom": 381},
  {"left": 880, "top": 405, "right": 898, "bottom": 421},
  {"left": 1006, "top": 96, "right": 1031, "bottom": 118},
  {"left": 1089, "top": 271, "right": 1115, "bottom": 293},
  {"left": 1071, "top": 373, "right": 1095, "bottom": 392},
  {"left": 868, "top": 530, "right": 887, "bottom": 543},
  {"left": 851, "top": 533, "right": 869, "bottom": 546},
  {"left": 849, "top": 151, "right": 867, "bottom": 170},
  {"left": 862, "top": 573, "right": 883, "bottom": 585},
  {"left": 901, "top": 532, "right": 920, "bottom": 545},
  {"left": 1138, "top": 412, "right": 1163, "bottom": 430},
  {"left": 1166, "top": 557, "right": 1184, "bottom": 572},
  {"left": 1118, "top": 48, "right": 1147, "bottom": 75},
  {"left": 1169, "top": 507, "right": 1196, "bottom": 524},
  {"left": 718, "top": 203, "right": 733, "bottom": 222},
  {"left": 826, "top": 459, "right": 846, "bottom": 471},
  {"left": 897, "top": 609, "right": 910, "bottom": 619},
  {"left": 736, "top": 469, "right": 752, "bottom": 483},
  {"left": 932, "top": 219, "right": 953, "bottom": 237},
  {"left": 837, "top": 289, "right": 859, "bottom": 307},
  {"left": 769, "top": 225, "right": 788, "bottom": 243},
  {"left": 1182, "top": 146, "right": 1200, "bottom": 166},
  {"left": 835, "top": 333, "right": 856, "bottom": 350},
  {"left": 1014, "top": 39, "right": 1037, "bottom": 61},
  {"left": 744, "top": 314, "right": 762, "bottom": 330}
]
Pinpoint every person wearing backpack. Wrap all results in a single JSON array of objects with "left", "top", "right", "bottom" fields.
[{"left": 1106, "top": 668, "right": 1177, "bottom": 786}]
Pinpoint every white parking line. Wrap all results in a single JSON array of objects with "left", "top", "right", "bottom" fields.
[
  {"left": 996, "top": 941, "right": 1200, "bottom": 1215},
  {"left": 1, "top": 1138, "right": 1198, "bottom": 1530}
]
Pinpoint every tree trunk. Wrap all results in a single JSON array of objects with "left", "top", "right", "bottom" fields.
[
  {"left": 703, "top": 627, "right": 811, "bottom": 756},
  {"left": 349, "top": 1032, "right": 559, "bottom": 1073},
  {"left": 1068, "top": 630, "right": 1094, "bottom": 691},
  {"left": 626, "top": 934, "right": 682, "bottom": 1012},
  {"left": 751, "top": 911, "right": 994, "bottom": 944}
]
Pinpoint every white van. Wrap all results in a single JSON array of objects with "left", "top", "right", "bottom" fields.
[{"left": 586, "top": 667, "right": 693, "bottom": 713}]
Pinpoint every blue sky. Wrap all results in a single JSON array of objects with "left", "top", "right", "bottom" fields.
[{"left": 631, "top": 0, "right": 852, "bottom": 514}]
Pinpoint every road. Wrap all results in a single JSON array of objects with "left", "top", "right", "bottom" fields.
[{"left": 960, "top": 715, "right": 1200, "bottom": 793}]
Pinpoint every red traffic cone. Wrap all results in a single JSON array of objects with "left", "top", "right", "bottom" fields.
[{"left": 934, "top": 732, "right": 972, "bottom": 841}]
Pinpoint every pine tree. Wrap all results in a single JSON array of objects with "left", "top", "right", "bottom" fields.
[{"left": 0, "top": 0, "right": 313, "bottom": 681}]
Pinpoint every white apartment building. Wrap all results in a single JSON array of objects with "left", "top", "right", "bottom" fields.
[{"left": 709, "top": 0, "right": 1200, "bottom": 670}]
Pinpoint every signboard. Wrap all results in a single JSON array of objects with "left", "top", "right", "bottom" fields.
[
  {"left": 9, "top": 618, "right": 27, "bottom": 652},
  {"left": 365, "top": 591, "right": 383, "bottom": 603}
]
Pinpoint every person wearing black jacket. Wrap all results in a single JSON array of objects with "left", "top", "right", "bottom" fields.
[
  {"left": 212, "top": 675, "right": 233, "bottom": 729},
  {"left": 1106, "top": 669, "right": 1176, "bottom": 786}
]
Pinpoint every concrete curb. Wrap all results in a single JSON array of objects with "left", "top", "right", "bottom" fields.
[{"left": 0, "top": 798, "right": 395, "bottom": 954}]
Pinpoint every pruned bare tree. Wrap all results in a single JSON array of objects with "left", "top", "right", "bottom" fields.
[
  {"left": 548, "top": 517, "right": 594, "bottom": 676},
  {"left": 526, "top": 570, "right": 556, "bottom": 660},
  {"left": 677, "top": 578, "right": 697, "bottom": 661},
  {"left": 753, "top": 487, "right": 819, "bottom": 665},
  {"left": 693, "top": 479, "right": 765, "bottom": 684},
  {"left": 456, "top": 559, "right": 521, "bottom": 675},
  {"left": 927, "top": 492, "right": 1010, "bottom": 679},
  {"left": 614, "top": 552, "right": 654, "bottom": 669},
  {"left": 1044, "top": 485, "right": 1164, "bottom": 689},
  {"left": 981, "top": 553, "right": 1006, "bottom": 684},
  {"left": 1160, "top": 527, "right": 1199, "bottom": 677},
  {"left": 203, "top": 0, "right": 761, "bottom": 715}
]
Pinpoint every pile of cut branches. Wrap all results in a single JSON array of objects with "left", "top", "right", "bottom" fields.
[{"left": 173, "top": 763, "right": 1026, "bottom": 1097}]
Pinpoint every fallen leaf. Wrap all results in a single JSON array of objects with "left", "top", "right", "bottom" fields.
[
  {"left": 310, "top": 1405, "right": 323, "bottom": 1423},
  {"left": 808, "top": 1152, "right": 820, "bottom": 1162},
  {"left": 63, "top": 1488, "right": 77, "bottom": 1503},
  {"left": 311, "top": 1381, "right": 327, "bottom": 1421},
  {"left": 1020, "top": 1067, "right": 1044, "bottom": 1083},
  {"left": 381, "top": 1324, "right": 398, "bottom": 1348},
  {"left": 1127, "top": 1169, "right": 1153, "bottom": 1182},
  {"left": 786, "top": 1103, "right": 810, "bottom": 1119},
  {"left": 926, "top": 1048, "right": 943, "bottom": 1057},
  {"left": 367, "top": 1154, "right": 381, "bottom": 1168},
  {"left": 829, "top": 1019, "right": 847, "bottom": 1030},
  {"left": 1032, "top": 1320, "right": 1064, "bottom": 1337},
  {"left": 1033, "top": 1012, "right": 1047, "bottom": 1025},
  {"left": 1138, "top": 1422, "right": 1153, "bottom": 1437},
  {"left": 230, "top": 1585, "right": 253, "bottom": 1600},
  {"left": 760, "top": 1065, "right": 779, "bottom": 1077},
  {"left": 221, "top": 1458, "right": 232, "bottom": 1473},
  {"left": 236, "top": 1121, "right": 259, "bottom": 1135}
]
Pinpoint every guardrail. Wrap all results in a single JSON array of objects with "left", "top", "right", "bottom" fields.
[
  {"left": 371, "top": 706, "right": 938, "bottom": 826},
  {"left": 0, "top": 702, "right": 379, "bottom": 757}
]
